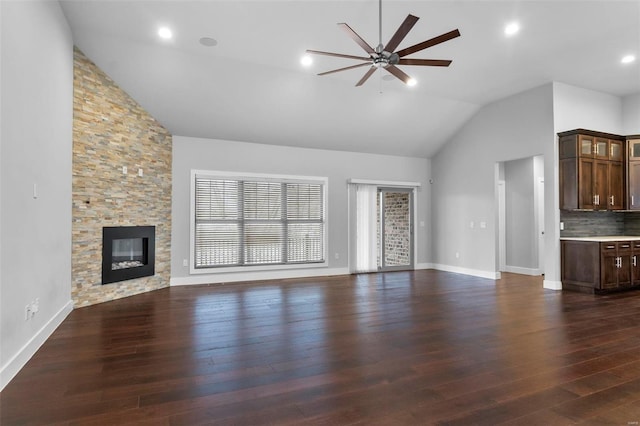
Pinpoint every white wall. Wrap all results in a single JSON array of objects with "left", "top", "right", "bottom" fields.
[
  {"left": 623, "top": 93, "right": 640, "bottom": 135},
  {"left": 171, "top": 136, "right": 431, "bottom": 284},
  {"left": 553, "top": 82, "right": 623, "bottom": 134},
  {"left": 0, "top": 1, "right": 74, "bottom": 390},
  {"left": 430, "top": 84, "right": 557, "bottom": 283}
]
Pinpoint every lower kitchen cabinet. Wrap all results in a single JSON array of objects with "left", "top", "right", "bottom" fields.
[{"left": 561, "top": 238, "right": 640, "bottom": 293}]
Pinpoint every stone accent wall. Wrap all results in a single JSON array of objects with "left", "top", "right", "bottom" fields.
[
  {"left": 72, "top": 47, "right": 172, "bottom": 307},
  {"left": 383, "top": 192, "right": 411, "bottom": 266}
]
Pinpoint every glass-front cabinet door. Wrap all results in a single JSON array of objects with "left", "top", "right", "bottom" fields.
[
  {"left": 594, "top": 137, "right": 609, "bottom": 159},
  {"left": 629, "top": 139, "right": 640, "bottom": 161},
  {"left": 580, "top": 135, "right": 595, "bottom": 157},
  {"left": 609, "top": 140, "right": 623, "bottom": 161}
]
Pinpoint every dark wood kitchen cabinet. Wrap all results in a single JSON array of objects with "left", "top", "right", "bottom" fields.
[
  {"left": 600, "top": 241, "right": 631, "bottom": 290},
  {"left": 627, "top": 137, "right": 640, "bottom": 209},
  {"left": 561, "top": 239, "right": 640, "bottom": 293},
  {"left": 559, "top": 130, "right": 625, "bottom": 210}
]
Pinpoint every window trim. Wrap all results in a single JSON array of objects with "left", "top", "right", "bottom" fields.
[{"left": 189, "top": 170, "right": 328, "bottom": 275}]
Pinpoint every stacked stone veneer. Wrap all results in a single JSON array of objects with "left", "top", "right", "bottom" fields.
[{"left": 72, "top": 47, "right": 172, "bottom": 307}]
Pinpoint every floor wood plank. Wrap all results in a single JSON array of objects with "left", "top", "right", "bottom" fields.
[{"left": 3, "top": 271, "right": 640, "bottom": 424}]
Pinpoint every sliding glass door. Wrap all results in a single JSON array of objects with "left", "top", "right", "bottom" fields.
[{"left": 354, "top": 185, "right": 414, "bottom": 272}]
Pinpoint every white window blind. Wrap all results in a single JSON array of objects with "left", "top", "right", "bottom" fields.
[{"left": 194, "top": 174, "right": 325, "bottom": 269}]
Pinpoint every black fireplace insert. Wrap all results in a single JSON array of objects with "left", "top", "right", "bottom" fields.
[{"left": 102, "top": 226, "right": 155, "bottom": 284}]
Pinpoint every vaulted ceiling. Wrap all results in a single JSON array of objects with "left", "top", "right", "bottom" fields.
[{"left": 60, "top": 1, "right": 640, "bottom": 158}]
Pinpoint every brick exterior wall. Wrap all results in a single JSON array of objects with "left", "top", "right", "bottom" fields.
[
  {"left": 376, "top": 192, "right": 411, "bottom": 266},
  {"left": 382, "top": 192, "right": 411, "bottom": 266},
  {"left": 72, "top": 47, "right": 172, "bottom": 307}
]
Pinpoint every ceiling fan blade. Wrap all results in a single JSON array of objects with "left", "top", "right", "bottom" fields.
[
  {"left": 338, "top": 23, "right": 377, "bottom": 56},
  {"left": 384, "top": 14, "right": 419, "bottom": 53},
  {"left": 306, "top": 49, "right": 371, "bottom": 61},
  {"left": 397, "top": 59, "right": 452, "bottom": 67},
  {"left": 384, "top": 65, "right": 412, "bottom": 84},
  {"left": 318, "top": 62, "right": 372, "bottom": 76},
  {"left": 396, "top": 29, "right": 461, "bottom": 58},
  {"left": 355, "top": 66, "right": 377, "bottom": 86}
]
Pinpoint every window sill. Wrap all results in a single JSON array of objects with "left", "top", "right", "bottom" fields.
[{"left": 189, "top": 261, "right": 328, "bottom": 275}]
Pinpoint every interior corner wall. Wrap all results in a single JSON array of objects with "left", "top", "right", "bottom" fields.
[
  {"left": 430, "top": 83, "right": 556, "bottom": 281},
  {"left": 623, "top": 93, "right": 640, "bottom": 134},
  {"left": 0, "top": 1, "right": 73, "bottom": 390},
  {"left": 72, "top": 48, "right": 172, "bottom": 307},
  {"left": 171, "top": 136, "right": 431, "bottom": 284}
]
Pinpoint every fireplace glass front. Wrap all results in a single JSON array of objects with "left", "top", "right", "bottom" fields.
[{"left": 102, "top": 226, "right": 155, "bottom": 284}]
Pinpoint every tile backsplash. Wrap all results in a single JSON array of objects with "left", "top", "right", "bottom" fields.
[{"left": 560, "top": 210, "right": 640, "bottom": 237}]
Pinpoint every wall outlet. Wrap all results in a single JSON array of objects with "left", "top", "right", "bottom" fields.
[
  {"left": 122, "top": 166, "right": 127, "bottom": 174},
  {"left": 480, "top": 221, "right": 487, "bottom": 229},
  {"left": 32, "top": 298, "right": 39, "bottom": 314},
  {"left": 182, "top": 259, "right": 188, "bottom": 267},
  {"left": 334, "top": 252, "right": 339, "bottom": 260},
  {"left": 138, "top": 168, "right": 143, "bottom": 177},
  {"left": 560, "top": 221, "right": 564, "bottom": 231},
  {"left": 470, "top": 221, "right": 475, "bottom": 229},
  {"left": 455, "top": 252, "right": 460, "bottom": 259}
]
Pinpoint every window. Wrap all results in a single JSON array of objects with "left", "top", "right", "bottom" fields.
[{"left": 192, "top": 171, "right": 326, "bottom": 270}]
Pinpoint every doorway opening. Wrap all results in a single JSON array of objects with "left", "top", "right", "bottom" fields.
[
  {"left": 353, "top": 184, "right": 414, "bottom": 273},
  {"left": 496, "top": 155, "right": 545, "bottom": 276}
]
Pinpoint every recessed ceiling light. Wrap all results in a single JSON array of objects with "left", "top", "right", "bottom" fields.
[
  {"left": 158, "top": 27, "right": 172, "bottom": 40},
  {"left": 199, "top": 37, "right": 218, "bottom": 47},
  {"left": 621, "top": 54, "right": 636, "bottom": 64},
  {"left": 301, "top": 55, "right": 313, "bottom": 67},
  {"left": 407, "top": 78, "right": 417, "bottom": 87},
  {"left": 504, "top": 22, "right": 520, "bottom": 37}
]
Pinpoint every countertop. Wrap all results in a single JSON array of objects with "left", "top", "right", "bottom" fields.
[{"left": 560, "top": 236, "right": 640, "bottom": 242}]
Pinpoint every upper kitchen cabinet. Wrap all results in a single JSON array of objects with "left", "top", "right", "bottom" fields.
[
  {"left": 627, "top": 136, "right": 640, "bottom": 209},
  {"left": 559, "top": 129, "right": 625, "bottom": 211}
]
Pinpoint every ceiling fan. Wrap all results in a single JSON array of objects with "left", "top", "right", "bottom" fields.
[{"left": 306, "top": 0, "right": 460, "bottom": 86}]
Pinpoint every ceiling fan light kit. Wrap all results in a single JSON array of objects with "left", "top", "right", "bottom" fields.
[{"left": 307, "top": 0, "right": 460, "bottom": 87}]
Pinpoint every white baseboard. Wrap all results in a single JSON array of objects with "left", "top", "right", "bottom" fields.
[
  {"left": 415, "top": 263, "right": 434, "bottom": 270},
  {"left": 431, "top": 263, "right": 500, "bottom": 280},
  {"left": 543, "top": 279, "right": 563, "bottom": 290},
  {"left": 503, "top": 265, "right": 542, "bottom": 276},
  {"left": 170, "top": 267, "right": 351, "bottom": 286},
  {"left": 0, "top": 300, "right": 73, "bottom": 391}
]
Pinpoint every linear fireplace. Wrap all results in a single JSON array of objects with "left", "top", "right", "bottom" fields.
[{"left": 102, "top": 226, "right": 155, "bottom": 284}]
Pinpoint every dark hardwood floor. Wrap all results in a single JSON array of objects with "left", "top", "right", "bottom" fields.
[{"left": 3, "top": 270, "right": 640, "bottom": 425}]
